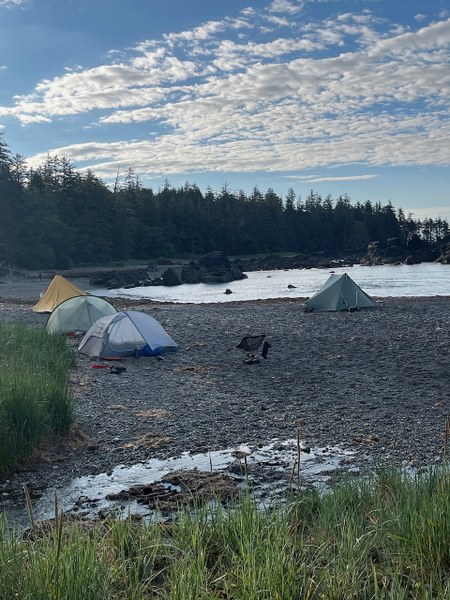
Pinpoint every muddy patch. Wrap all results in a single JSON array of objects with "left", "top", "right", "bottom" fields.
[
  {"left": 4, "top": 440, "right": 359, "bottom": 529},
  {"left": 107, "top": 470, "right": 239, "bottom": 511}
]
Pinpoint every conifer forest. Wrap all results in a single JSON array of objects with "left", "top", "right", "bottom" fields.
[{"left": 0, "top": 134, "right": 447, "bottom": 270}]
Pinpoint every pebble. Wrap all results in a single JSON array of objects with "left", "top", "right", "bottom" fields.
[{"left": 1, "top": 295, "right": 449, "bottom": 504}]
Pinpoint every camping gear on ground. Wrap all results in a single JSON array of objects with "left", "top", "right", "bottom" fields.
[
  {"left": 110, "top": 365, "right": 127, "bottom": 374},
  {"left": 78, "top": 310, "right": 178, "bottom": 358},
  {"left": 45, "top": 295, "right": 117, "bottom": 334},
  {"left": 89, "top": 364, "right": 127, "bottom": 374},
  {"left": 32, "top": 274, "right": 87, "bottom": 313},
  {"left": 237, "top": 334, "right": 271, "bottom": 364},
  {"left": 304, "top": 272, "right": 375, "bottom": 312}
]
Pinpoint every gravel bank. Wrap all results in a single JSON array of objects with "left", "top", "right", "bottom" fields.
[{"left": 1, "top": 282, "right": 450, "bottom": 512}]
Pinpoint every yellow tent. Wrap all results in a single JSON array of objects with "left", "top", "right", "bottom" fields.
[{"left": 32, "top": 274, "right": 87, "bottom": 313}]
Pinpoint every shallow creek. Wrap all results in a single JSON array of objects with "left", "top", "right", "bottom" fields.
[{"left": 4, "top": 439, "right": 359, "bottom": 529}]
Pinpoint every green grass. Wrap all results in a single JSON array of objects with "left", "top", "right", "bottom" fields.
[
  {"left": 1, "top": 323, "right": 449, "bottom": 597},
  {"left": 1, "top": 468, "right": 450, "bottom": 599},
  {"left": 0, "top": 322, "right": 75, "bottom": 471}
]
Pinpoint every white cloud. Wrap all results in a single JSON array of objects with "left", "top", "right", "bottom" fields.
[
  {"left": 164, "top": 20, "right": 227, "bottom": 44},
  {"left": 268, "top": 0, "right": 303, "bottom": 15},
  {"left": 214, "top": 36, "right": 323, "bottom": 62},
  {"left": 368, "top": 18, "right": 450, "bottom": 59},
  {"left": 405, "top": 206, "right": 450, "bottom": 221},
  {"left": 1, "top": 2, "right": 449, "bottom": 183},
  {"left": 0, "top": 0, "right": 25, "bottom": 7},
  {"left": 265, "top": 15, "right": 291, "bottom": 27},
  {"left": 289, "top": 175, "right": 378, "bottom": 182}
]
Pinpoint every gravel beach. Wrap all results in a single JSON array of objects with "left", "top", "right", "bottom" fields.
[{"left": 1, "top": 276, "right": 450, "bottom": 515}]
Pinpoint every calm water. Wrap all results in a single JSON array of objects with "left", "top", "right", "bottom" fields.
[{"left": 92, "top": 263, "right": 450, "bottom": 304}]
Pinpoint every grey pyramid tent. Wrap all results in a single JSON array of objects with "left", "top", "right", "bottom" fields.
[
  {"left": 78, "top": 310, "right": 178, "bottom": 358},
  {"left": 305, "top": 273, "right": 375, "bottom": 312},
  {"left": 45, "top": 295, "right": 117, "bottom": 334}
]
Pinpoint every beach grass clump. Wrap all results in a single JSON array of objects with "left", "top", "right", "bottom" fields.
[
  {"left": 0, "top": 322, "right": 75, "bottom": 470},
  {"left": 1, "top": 467, "right": 450, "bottom": 598}
]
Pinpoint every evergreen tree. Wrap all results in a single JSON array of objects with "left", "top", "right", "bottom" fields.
[
  {"left": 0, "top": 133, "right": 446, "bottom": 268},
  {"left": 0, "top": 135, "right": 23, "bottom": 265}
]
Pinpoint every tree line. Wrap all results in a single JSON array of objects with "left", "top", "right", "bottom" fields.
[{"left": 0, "top": 134, "right": 447, "bottom": 270}]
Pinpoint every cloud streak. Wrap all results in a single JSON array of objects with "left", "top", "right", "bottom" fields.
[
  {"left": 289, "top": 175, "right": 378, "bottom": 182},
  {"left": 0, "top": 0, "right": 25, "bottom": 7}
]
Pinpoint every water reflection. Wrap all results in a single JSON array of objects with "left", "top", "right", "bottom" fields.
[{"left": 8, "top": 439, "right": 357, "bottom": 528}]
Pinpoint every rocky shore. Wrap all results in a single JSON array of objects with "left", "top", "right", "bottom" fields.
[
  {"left": 1, "top": 277, "right": 450, "bottom": 521},
  {"left": 4, "top": 232, "right": 450, "bottom": 293}
]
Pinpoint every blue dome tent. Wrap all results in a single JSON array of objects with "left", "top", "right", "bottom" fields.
[{"left": 78, "top": 310, "right": 178, "bottom": 358}]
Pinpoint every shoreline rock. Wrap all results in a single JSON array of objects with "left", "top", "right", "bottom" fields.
[
  {"left": 85, "top": 252, "right": 248, "bottom": 289},
  {"left": 360, "top": 234, "right": 450, "bottom": 266}
]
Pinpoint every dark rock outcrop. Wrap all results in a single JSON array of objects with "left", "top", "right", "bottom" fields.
[
  {"left": 197, "top": 252, "right": 246, "bottom": 284},
  {"left": 179, "top": 253, "right": 247, "bottom": 284},
  {"left": 180, "top": 262, "right": 202, "bottom": 284},
  {"left": 87, "top": 254, "right": 247, "bottom": 290},
  {"left": 361, "top": 235, "right": 441, "bottom": 266},
  {"left": 85, "top": 237, "right": 450, "bottom": 292},
  {"left": 361, "top": 239, "right": 405, "bottom": 265},
  {"left": 89, "top": 269, "right": 149, "bottom": 289},
  {"left": 161, "top": 268, "right": 182, "bottom": 287},
  {"left": 232, "top": 253, "right": 359, "bottom": 273},
  {"left": 436, "top": 233, "right": 450, "bottom": 264}
]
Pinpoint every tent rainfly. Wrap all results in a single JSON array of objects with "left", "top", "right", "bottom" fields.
[
  {"left": 32, "top": 274, "right": 87, "bottom": 313},
  {"left": 78, "top": 310, "right": 178, "bottom": 358},
  {"left": 304, "top": 273, "right": 375, "bottom": 312},
  {"left": 45, "top": 295, "right": 117, "bottom": 335}
]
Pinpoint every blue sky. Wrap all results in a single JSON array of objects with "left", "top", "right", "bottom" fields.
[{"left": 1, "top": 0, "right": 449, "bottom": 220}]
